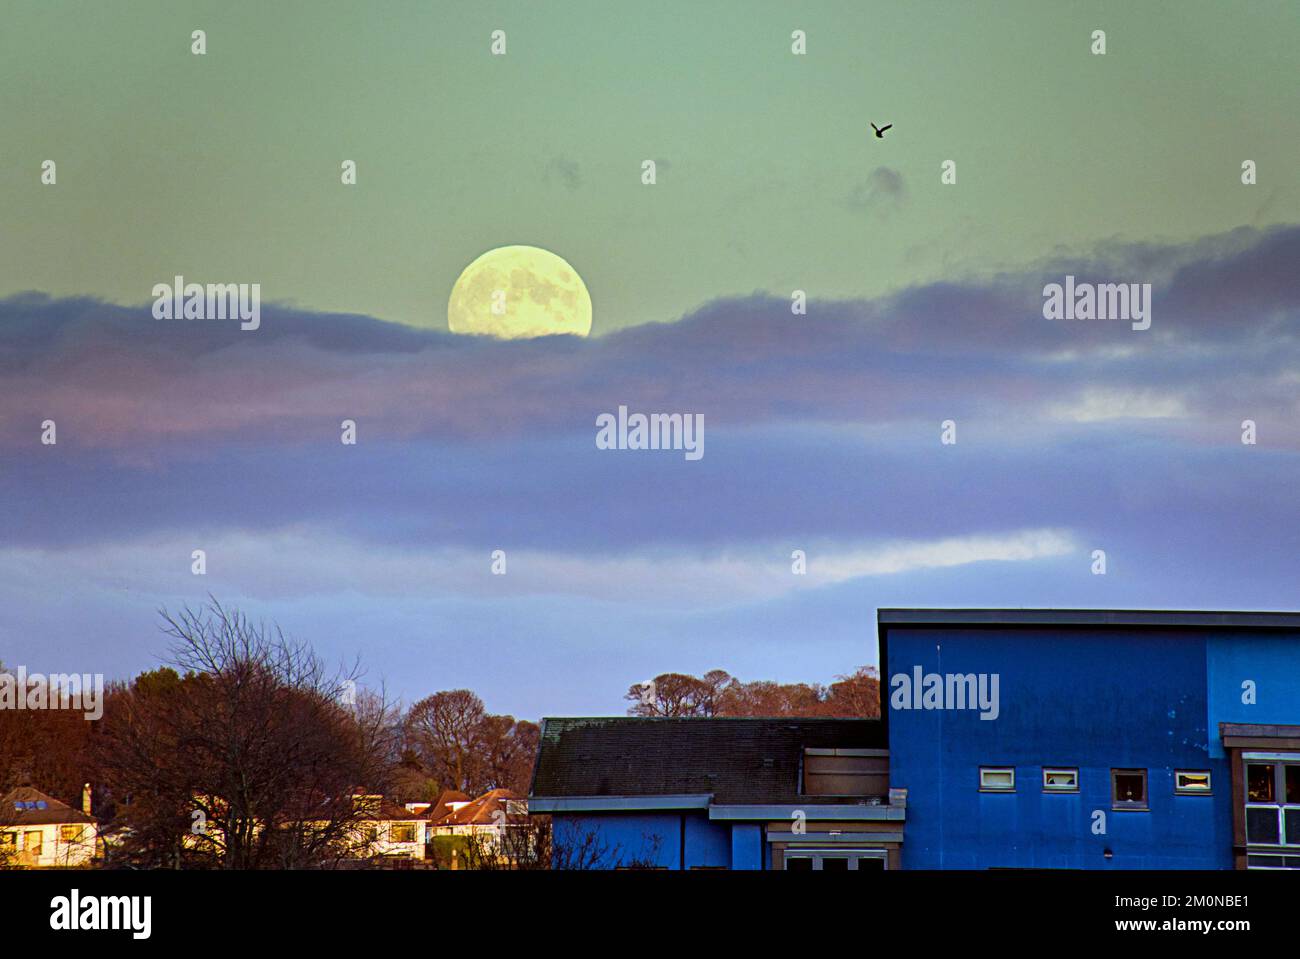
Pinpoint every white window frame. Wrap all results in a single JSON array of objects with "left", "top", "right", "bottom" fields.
[
  {"left": 1042, "top": 767, "right": 1079, "bottom": 792},
  {"left": 979, "top": 766, "right": 1015, "bottom": 792},
  {"left": 783, "top": 848, "right": 888, "bottom": 871},
  {"left": 1174, "top": 770, "right": 1212, "bottom": 794}
]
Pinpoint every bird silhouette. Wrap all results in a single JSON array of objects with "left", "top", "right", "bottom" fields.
[{"left": 871, "top": 122, "right": 893, "bottom": 139}]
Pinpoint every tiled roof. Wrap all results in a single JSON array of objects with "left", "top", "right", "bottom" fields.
[
  {"left": 530, "top": 717, "right": 884, "bottom": 804},
  {"left": 1, "top": 786, "right": 96, "bottom": 826},
  {"left": 427, "top": 789, "right": 471, "bottom": 823},
  {"left": 438, "top": 788, "right": 520, "bottom": 825}
]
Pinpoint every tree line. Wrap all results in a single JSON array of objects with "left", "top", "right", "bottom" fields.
[{"left": 2, "top": 598, "right": 879, "bottom": 868}]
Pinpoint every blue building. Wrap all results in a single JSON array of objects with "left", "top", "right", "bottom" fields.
[
  {"left": 529, "top": 609, "right": 1300, "bottom": 869},
  {"left": 882, "top": 609, "right": 1300, "bottom": 870},
  {"left": 529, "top": 717, "right": 900, "bottom": 869}
]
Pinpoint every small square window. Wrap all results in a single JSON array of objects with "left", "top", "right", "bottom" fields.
[
  {"left": 390, "top": 824, "right": 416, "bottom": 843},
  {"left": 59, "top": 825, "right": 84, "bottom": 843},
  {"left": 1112, "top": 768, "right": 1148, "bottom": 809},
  {"left": 1174, "top": 770, "right": 1211, "bottom": 794},
  {"left": 1042, "top": 768, "right": 1078, "bottom": 791},
  {"left": 980, "top": 767, "right": 1015, "bottom": 791}
]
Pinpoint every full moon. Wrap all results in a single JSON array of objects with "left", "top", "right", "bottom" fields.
[{"left": 447, "top": 245, "right": 592, "bottom": 339}]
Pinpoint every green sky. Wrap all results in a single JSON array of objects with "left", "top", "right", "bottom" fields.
[{"left": 2, "top": 0, "right": 1295, "bottom": 332}]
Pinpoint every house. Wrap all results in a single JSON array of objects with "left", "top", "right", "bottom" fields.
[
  {"left": 425, "top": 788, "right": 533, "bottom": 868},
  {"left": 881, "top": 608, "right": 1300, "bottom": 869},
  {"left": 428, "top": 788, "right": 526, "bottom": 838},
  {"left": 0, "top": 784, "right": 98, "bottom": 868},
  {"left": 529, "top": 717, "right": 899, "bottom": 869},
  {"left": 346, "top": 793, "right": 431, "bottom": 861}
]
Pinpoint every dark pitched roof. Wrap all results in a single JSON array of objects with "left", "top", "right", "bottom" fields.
[
  {"left": 1, "top": 786, "right": 96, "bottom": 826},
  {"left": 530, "top": 717, "right": 884, "bottom": 805},
  {"left": 878, "top": 608, "right": 1300, "bottom": 631}
]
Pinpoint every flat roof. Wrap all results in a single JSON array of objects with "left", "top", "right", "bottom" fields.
[{"left": 878, "top": 608, "right": 1300, "bottom": 631}]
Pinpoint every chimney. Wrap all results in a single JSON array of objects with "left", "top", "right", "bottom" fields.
[{"left": 82, "top": 783, "right": 92, "bottom": 816}]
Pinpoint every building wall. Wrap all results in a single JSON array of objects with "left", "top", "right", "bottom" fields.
[
  {"left": 1206, "top": 633, "right": 1300, "bottom": 757},
  {"left": 1, "top": 822, "right": 97, "bottom": 868},
  {"left": 887, "top": 627, "right": 1232, "bottom": 869},
  {"left": 552, "top": 812, "right": 735, "bottom": 869}
]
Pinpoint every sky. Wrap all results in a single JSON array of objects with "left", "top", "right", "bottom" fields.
[{"left": 1, "top": 2, "right": 1297, "bottom": 719}]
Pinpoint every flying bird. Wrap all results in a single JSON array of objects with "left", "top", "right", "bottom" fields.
[{"left": 871, "top": 122, "right": 893, "bottom": 139}]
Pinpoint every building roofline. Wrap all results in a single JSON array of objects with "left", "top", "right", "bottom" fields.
[
  {"left": 877, "top": 608, "right": 1300, "bottom": 631},
  {"left": 537, "top": 716, "right": 882, "bottom": 724}
]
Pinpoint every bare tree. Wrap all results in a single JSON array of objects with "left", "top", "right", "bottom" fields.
[
  {"left": 627, "top": 666, "right": 881, "bottom": 718},
  {"left": 404, "top": 690, "right": 485, "bottom": 793},
  {"left": 402, "top": 692, "right": 538, "bottom": 796},
  {"left": 94, "top": 599, "right": 399, "bottom": 869},
  {"left": 624, "top": 671, "right": 732, "bottom": 717}
]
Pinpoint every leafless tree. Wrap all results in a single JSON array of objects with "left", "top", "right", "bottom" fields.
[
  {"left": 402, "top": 691, "right": 538, "bottom": 796},
  {"left": 94, "top": 598, "right": 399, "bottom": 869},
  {"left": 624, "top": 670, "right": 732, "bottom": 717}
]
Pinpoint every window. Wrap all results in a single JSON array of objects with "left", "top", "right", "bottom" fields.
[
  {"left": 389, "top": 824, "right": 416, "bottom": 843},
  {"left": 1247, "top": 763, "right": 1274, "bottom": 803},
  {"left": 1174, "top": 771, "right": 1212, "bottom": 794},
  {"left": 1112, "top": 769, "right": 1148, "bottom": 810},
  {"left": 1042, "top": 768, "right": 1078, "bottom": 791},
  {"left": 1243, "top": 759, "right": 1300, "bottom": 852},
  {"left": 0, "top": 832, "right": 15, "bottom": 849},
  {"left": 362, "top": 826, "right": 378, "bottom": 843},
  {"left": 59, "top": 825, "right": 84, "bottom": 843},
  {"left": 782, "top": 849, "right": 888, "bottom": 871},
  {"left": 979, "top": 767, "right": 1015, "bottom": 791}
]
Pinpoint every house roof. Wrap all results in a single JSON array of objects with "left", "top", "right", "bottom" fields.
[
  {"left": 427, "top": 789, "right": 471, "bottom": 822},
  {"left": 438, "top": 788, "right": 521, "bottom": 826},
  {"left": 353, "top": 795, "right": 425, "bottom": 822},
  {"left": 878, "top": 608, "right": 1300, "bottom": 631},
  {"left": 1, "top": 786, "right": 96, "bottom": 827},
  {"left": 530, "top": 717, "right": 884, "bottom": 805}
]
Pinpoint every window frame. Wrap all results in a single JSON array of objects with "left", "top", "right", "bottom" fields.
[
  {"left": 1111, "top": 768, "right": 1149, "bottom": 811},
  {"left": 1242, "top": 757, "right": 1300, "bottom": 851},
  {"left": 389, "top": 823, "right": 417, "bottom": 844},
  {"left": 1174, "top": 770, "right": 1212, "bottom": 795},
  {"left": 979, "top": 766, "right": 1016, "bottom": 792},
  {"left": 1042, "top": 767, "right": 1080, "bottom": 793}
]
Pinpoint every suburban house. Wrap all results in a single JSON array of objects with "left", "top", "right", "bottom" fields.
[
  {"left": 529, "top": 717, "right": 899, "bottom": 869},
  {"left": 530, "top": 608, "right": 1300, "bottom": 870},
  {"left": 428, "top": 787, "right": 526, "bottom": 839},
  {"left": 347, "top": 792, "right": 431, "bottom": 861},
  {"left": 0, "top": 784, "right": 99, "bottom": 868}
]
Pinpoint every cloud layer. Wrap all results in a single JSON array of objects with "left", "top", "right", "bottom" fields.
[{"left": 1, "top": 224, "right": 1296, "bottom": 714}]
